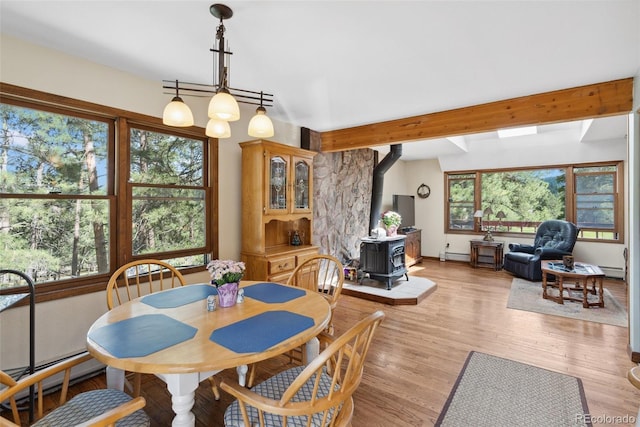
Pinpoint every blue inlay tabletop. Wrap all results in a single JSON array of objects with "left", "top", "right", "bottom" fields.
[
  {"left": 210, "top": 310, "right": 314, "bottom": 353},
  {"left": 243, "top": 282, "right": 306, "bottom": 304},
  {"left": 88, "top": 314, "right": 198, "bottom": 358},
  {"left": 141, "top": 284, "right": 217, "bottom": 308}
]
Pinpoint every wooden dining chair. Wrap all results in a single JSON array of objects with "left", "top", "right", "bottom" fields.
[
  {"left": 246, "top": 254, "right": 345, "bottom": 387},
  {"left": 0, "top": 352, "right": 150, "bottom": 426},
  {"left": 285, "top": 254, "right": 345, "bottom": 364},
  {"left": 221, "top": 310, "right": 385, "bottom": 427},
  {"left": 105, "top": 259, "right": 221, "bottom": 400},
  {"left": 287, "top": 254, "right": 345, "bottom": 336},
  {"left": 106, "top": 259, "right": 186, "bottom": 310}
]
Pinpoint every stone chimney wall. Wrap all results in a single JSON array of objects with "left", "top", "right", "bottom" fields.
[{"left": 312, "top": 149, "right": 375, "bottom": 264}]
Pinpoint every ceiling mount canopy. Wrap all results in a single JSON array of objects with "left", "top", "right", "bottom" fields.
[{"left": 162, "top": 3, "right": 274, "bottom": 139}]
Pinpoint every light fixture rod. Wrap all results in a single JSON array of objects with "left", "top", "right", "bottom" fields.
[{"left": 162, "top": 80, "right": 273, "bottom": 106}]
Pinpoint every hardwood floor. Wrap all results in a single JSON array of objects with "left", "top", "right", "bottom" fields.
[{"left": 5, "top": 259, "right": 639, "bottom": 426}]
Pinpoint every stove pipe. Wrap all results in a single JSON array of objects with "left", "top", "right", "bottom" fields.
[{"left": 369, "top": 144, "right": 402, "bottom": 231}]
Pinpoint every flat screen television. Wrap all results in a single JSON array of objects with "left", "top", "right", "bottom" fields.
[{"left": 392, "top": 194, "right": 415, "bottom": 231}]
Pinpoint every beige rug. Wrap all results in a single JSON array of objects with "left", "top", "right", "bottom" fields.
[
  {"left": 341, "top": 275, "right": 436, "bottom": 305},
  {"left": 507, "top": 278, "right": 627, "bottom": 327},
  {"left": 436, "top": 351, "right": 591, "bottom": 426}
]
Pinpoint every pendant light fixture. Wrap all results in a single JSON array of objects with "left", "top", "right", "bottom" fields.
[
  {"left": 248, "top": 91, "right": 275, "bottom": 138},
  {"left": 206, "top": 118, "right": 231, "bottom": 138},
  {"left": 162, "top": 4, "right": 274, "bottom": 138},
  {"left": 162, "top": 80, "right": 194, "bottom": 127}
]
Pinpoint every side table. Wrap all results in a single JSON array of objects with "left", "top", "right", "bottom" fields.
[{"left": 469, "top": 240, "right": 504, "bottom": 270}]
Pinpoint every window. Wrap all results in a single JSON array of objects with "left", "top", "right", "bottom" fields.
[
  {"left": 127, "top": 125, "right": 209, "bottom": 263},
  {"left": 445, "top": 162, "right": 623, "bottom": 242},
  {"left": 447, "top": 173, "right": 476, "bottom": 231},
  {"left": 0, "top": 101, "right": 113, "bottom": 283},
  {"left": 1, "top": 85, "right": 217, "bottom": 299},
  {"left": 574, "top": 165, "right": 620, "bottom": 240}
]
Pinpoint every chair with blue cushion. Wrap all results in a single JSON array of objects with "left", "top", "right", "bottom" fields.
[
  {"left": 503, "top": 220, "right": 579, "bottom": 281},
  {"left": 0, "top": 351, "right": 149, "bottom": 426},
  {"left": 221, "top": 310, "right": 385, "bottom": 427}
]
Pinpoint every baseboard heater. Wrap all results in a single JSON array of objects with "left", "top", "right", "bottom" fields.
[
  {"left": 599, "top": 266, "right": 625, "bottom": 280},
  {"left": 443, "top": 252, "right": 469, "bottom": 262}
]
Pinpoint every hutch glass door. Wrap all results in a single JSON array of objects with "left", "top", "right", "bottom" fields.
[{"left": 268, "top": 155, "right": 288, "bottom": 211}]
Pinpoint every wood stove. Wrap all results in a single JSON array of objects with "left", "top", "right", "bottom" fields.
[{"left": 359, "top": 236, "right": 408, "bottom": 290}]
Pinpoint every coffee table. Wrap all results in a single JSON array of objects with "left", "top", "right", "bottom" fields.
[{"left": 541, "top": 260, "right": 605, "bottom": 308}]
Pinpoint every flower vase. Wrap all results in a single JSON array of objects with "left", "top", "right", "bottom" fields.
[
  {"left": 217, "top": 282, "right": 239, "bottom": 307},
  {"left": 386, "top": 225, "right": 398, "bottom": 237}
]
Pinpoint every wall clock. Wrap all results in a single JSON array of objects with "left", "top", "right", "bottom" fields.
[{"left": 417, "top": 183, "right": 431, "bottom": 199}]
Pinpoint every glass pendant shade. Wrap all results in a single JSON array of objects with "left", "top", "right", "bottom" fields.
[
  {"left": 162, "top": 96, "right": 194, "bottom": 127},
  {"left": 208, "top": 91, "right": 240, "bottom": 121},
  {"left": 206, "top": 118, "right": 231, "bottom": 138},
  {"left": 248, "top": 107, "right": 274, "bottom": 138}
]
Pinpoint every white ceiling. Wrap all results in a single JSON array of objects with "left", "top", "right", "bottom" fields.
[{"left": 1, "top": 1, "right": 638, "bottom": 160}]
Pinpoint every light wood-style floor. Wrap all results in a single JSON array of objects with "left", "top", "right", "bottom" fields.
[{"left": 6, "top": 259, "right": 640, "bottom": 426}]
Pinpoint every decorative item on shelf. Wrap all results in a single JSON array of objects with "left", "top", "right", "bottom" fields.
[
  {"left": 162, "top": 4, "right": 274, "bottom": 139},
  {"left": 381, "top": 210, "right": 402, "bottom": 237},
  {"left": 290, "top": 230, "right": 302, "bottom": 246},
  {"left": 206, "top": 259, "right": 245, "bottom": 307}
]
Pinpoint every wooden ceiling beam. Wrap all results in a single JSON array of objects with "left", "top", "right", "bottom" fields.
[{"left": 319, "top": 78, "right": 634, "bottom": 152}]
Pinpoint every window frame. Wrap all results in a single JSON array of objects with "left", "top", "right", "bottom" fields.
[
  {"left": 0, "top": 83, "right": 218, "bottom": 302},
  {"left": 445, "top": 161, "right": 624, "bottom": 243}
]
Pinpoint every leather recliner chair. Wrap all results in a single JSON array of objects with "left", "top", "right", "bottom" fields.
[{"left": 503, "top": 220, "right": 579, "bottom": 281}]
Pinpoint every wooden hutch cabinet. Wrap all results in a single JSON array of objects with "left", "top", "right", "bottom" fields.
[{"left": 240, "top": 140, "right": 319, "bottom": 282}]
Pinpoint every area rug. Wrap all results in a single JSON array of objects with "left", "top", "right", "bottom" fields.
[
  {"left": 341, "top": 275, "right": 436, "bottom": 305},
  {"left": 507, "top": 278, "right": 627, "bottom": 327},
  {"left": 436, "top": 351, "right": 591, "bottom": 427}
]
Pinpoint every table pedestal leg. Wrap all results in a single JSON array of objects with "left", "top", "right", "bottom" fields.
[
  {"left": 159, "top": 373, "right": 200, "bottom": 427},
  {"left": 236, "top": 364, "right": 248, "bottom": 387},
  {"left": 105, "top": 366, "right": 125, "bottom": 391},
  {"left": 305, "top": 337, "right": 320, "bottom": 365}
]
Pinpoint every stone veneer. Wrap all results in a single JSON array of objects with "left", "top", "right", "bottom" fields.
[{"left": 312, "top": 149, "right": 375, "bottom": 265}]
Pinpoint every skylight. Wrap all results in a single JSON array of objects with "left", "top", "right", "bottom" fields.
[{"left": 497, "top": 126, "right": 538, "bottom": 138}]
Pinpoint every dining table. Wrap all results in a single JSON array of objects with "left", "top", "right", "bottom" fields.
[{"left": 86, "top": 280, "right": 331, "bottom": 427}]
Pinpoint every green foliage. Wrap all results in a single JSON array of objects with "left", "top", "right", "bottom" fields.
[
  {"left": 1, "top": 103, "right": 207, "bottom": 284},
  {"left": 481, "top": 170, "right": 565, "bottom": 223}
]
